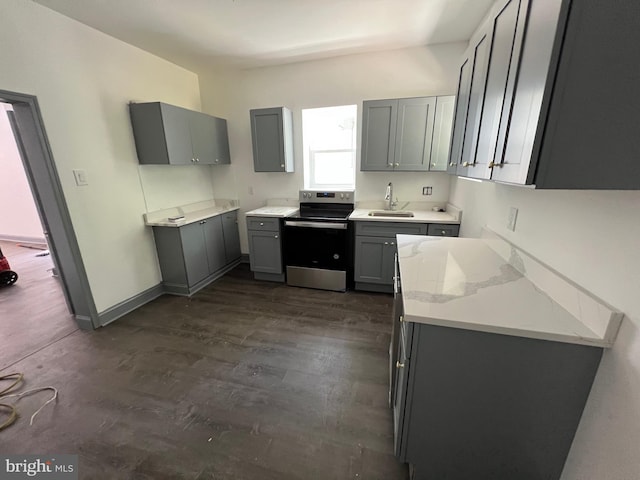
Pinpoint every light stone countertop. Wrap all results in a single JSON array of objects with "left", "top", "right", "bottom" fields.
[
  {"left": 349, "top": 202, "right": 461, "bottom": 224},
  {"left": 397, "top": 231, "right": 623, "bottom": 348},
  {"left": 144, "top": 200, "right": 239, "bottom": 227},
  {"left": 245, "top": 206, "right": 299, "bottom": 217}
]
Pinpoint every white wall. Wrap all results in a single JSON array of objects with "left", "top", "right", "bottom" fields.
[
  {"left": 449, "top": 177, "right": 640, "bottom": 480},
  {"left": 0, "top": 0, "right": 210, "bottom": 312},
  {"left": 0, "top": 105, "right": 44, "bottom": 242},
  {"left": 199, "top": 43, "right": 465, "bottom": 251}
]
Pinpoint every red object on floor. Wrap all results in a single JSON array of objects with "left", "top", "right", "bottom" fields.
[{"left": 0, "top": 246, "right": 18, "bottom": 286}]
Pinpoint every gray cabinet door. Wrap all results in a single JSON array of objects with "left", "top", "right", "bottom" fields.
[
  {"left": 448, "top": 57, "right": 473, "bottom": 174},
  {"left": 130, "top": 102, "right": 193, "bottom": 165},
  {"left": 212, "top": 117, "right": 231, "bottom": 165},
  {"left": 361, "top": 99, "right": 397, "bottom": 171},
  {"left": 221, "top": 211, "right": 241, "bottom": 263},
  {"left": 248, "top": 230, "right": 282, "bottom": 274},
  {"left": 179, "top": 221, "right": 209, "bottom": 286},
  {"left": 202, "top": 216, "right": 226, "bottom": 274},
  {"left": 190, "top": 111, "right": 216, "bottom": 164},
  {"left": 354, "top": 235, "right": 396, "bottom": 284},
  {"left": 430, "top": 96, "right": 456, "bottom": 172},
  {"left": 394, "top": 97, "right": 436, "bottom": 171},
  {"left": 456, "top": 26, "right": 492, "bottom": 177},
  {"left": 250, "top": 107, "right": 293, "bottom": 172},
  {"left": 473, "top": 0, "right": 528, "bottom": 180}
]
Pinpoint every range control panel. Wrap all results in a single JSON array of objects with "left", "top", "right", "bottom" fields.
[{"left": 299, "top": 190, "right": 355, "bottom": 203}]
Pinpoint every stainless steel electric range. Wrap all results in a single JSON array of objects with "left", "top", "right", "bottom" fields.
[{"left": 283, "top": 190, "right": 354, "bottom": 292}]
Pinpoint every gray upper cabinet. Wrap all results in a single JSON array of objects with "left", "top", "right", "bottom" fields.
[
  {"left": 361, "top": 100, "right": 397, "bottom": 171},
  {"left": 456, "top": 26, "right": 492, "bottom": 177},
  {"left": 430, "top": 96, "right": 456, "bottom": 172},
  {"left": 129, "top": 102, "right": 230, "bottom": 166},
  {"left": 394, "top": 98, "right": 436, "bottom": 171},
  {"left": 447, "top": 57, "right": 473, "bottom": 175},
  {"left": 472, "top": 0, "right": 528, "bottom": 180},
  {"left": 361, "top": 96, "right": 452, "bottom": 172},
  {"left": 450, "top": 0, "right": 640, "bottom": 189},
  {"left": 250, "top": 107, "right": 294, "bottom": 172}
]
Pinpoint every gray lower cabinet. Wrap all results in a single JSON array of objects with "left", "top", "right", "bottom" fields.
[
  {"left": 449, "top": 0, "right": 640, "bottom": 189},
  {"left": 129, "top": 102, "right": 230, "bottom": 165},
  {"left": 152, "top": 212, "right": 241, "bottom": 295},
  {"left": 392, "top": 314, "right": 603, "bottom": 480},
  {"left": 247, "top": 216, "right": 284, "bottom": 281},
  {"left": 250, "top": 107, "right": 294, "bottom": 172},
  {"left": 354, "top": 221, "right": 458, "bottom": 292},
  {"left": 221, "top": 211, "right": 241, "bottom": 263}
]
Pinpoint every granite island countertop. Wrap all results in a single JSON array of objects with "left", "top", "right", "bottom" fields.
[{"left": 397, "top": 231, "right": 623, "bottom": 348}]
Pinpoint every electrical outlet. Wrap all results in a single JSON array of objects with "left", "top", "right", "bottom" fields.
[
  {"left": 422, "top": 186, "right": 433, "bottom": 196},
  {"left": 73, "top": 169, "right": 88, "bottom": 186},
  {"left": 507, "top": 207, "right": 518, "bottom": 231}
]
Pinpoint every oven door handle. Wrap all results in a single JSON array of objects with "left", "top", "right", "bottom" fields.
[{"left": 284, "top": 221, "right": 347, "bottom": 230}]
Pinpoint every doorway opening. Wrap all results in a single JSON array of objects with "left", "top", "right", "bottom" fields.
[{"left": 0, "top": 90, "right": 98, "bottom": 369}]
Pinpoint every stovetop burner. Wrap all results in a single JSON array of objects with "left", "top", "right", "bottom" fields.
[{"left": 293, "top": 190, "right": 355, "bottom": 221}]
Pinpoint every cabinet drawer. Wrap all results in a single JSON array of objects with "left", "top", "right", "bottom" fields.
[
  {"left": 427, "top": 224, "right": 460, "bottom": 237},
  {"left": 247, "top": 217, "right": 280, "bottom": 232},
  {"left": 355, "top": 221, "right": 428, "bottom": 237}
]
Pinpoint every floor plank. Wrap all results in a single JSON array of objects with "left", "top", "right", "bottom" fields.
[
  {"left": 0, "top": 264, "right": 408, "bottom": 479},
  {"left": 0, "top": 240, "right": 76, "bottom": 369}
]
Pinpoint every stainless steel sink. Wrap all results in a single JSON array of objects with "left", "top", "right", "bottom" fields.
[{"left": 368, "top": 210, "right": 414, "bottom": 218}]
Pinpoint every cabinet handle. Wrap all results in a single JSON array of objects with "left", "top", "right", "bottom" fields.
[
  {"left": 202, "top": 220, "right": 207, "bottom": 224},
  {"left": 488, "top": 161, "right": 503, "bottom": 168},
  {"left": 431, "top": 163, "right": 436, "bottom": 167},
  {"left": 441, "top": 230, "right": 447, "bottom": 235},
  {"left": 463, "top": 161, "right": 471, "bottom": 167},
  {"left": 274, "top": 235, "right": 278, "bottom": 239},
  {"left": 388, "top": 163, "right": 393, "bottom": 167},
  {"left": 260, "top": 222, "right": 264, "bottom": 226},
  {"left": 399, "top": 315, "right": 404, "bottom": 323},
  {"left": 196, "top": 158, "right": 200, "bottom": 163},
  {"left": 449, "top": 162, "right": 456, "bottom": 167},
  {"left": 390, "top": 242, "right": 395, "bottom": 246},
  {"left": 396, "top": 361, "right": 405, "bottom": 369},
  {"left": 394, "top": 163, "right": 399, "bottom": 167},
  {"left": 384, "top": 241, "right": 389, "bottom": 245},
  {"left": 191, "top": 158, "right": 195, "bottom": 163}
]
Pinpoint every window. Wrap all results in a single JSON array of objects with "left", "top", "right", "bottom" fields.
[{"left": 302, "top": 105, "right": 357, "bottom": 190}]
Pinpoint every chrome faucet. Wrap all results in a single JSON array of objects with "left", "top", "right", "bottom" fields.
[{"left": 385, "top": 182, "right": 398, "bottom": 210}]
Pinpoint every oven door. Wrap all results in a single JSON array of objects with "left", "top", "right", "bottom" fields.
[{"left": 283, "top": 220, "right": 348, "bottom": 291}]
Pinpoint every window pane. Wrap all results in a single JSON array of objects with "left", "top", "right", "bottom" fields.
[{"left": 302, "top": 105, "right": 357, "bottom": 189}]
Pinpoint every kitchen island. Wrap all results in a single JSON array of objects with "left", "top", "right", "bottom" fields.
[{"left": 392, "top": 231, "right": 623, "bottom": 480}]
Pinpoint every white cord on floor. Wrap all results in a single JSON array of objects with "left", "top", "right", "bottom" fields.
[{"left": 2, "top": 387, "right": 58, "bottom": 425}]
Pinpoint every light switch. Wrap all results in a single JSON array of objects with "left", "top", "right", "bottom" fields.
[{"left": 73, "top": 169, "right": 88, "bottom": 186}]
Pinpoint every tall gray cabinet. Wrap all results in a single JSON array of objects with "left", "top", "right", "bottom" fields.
[
  {"left": 448, "top": 0, "right": 640, "bottom": 189},
  {"left": 129, "top": 102, "right": 230, "bottom": 165},
  {"left": 249, "top": 107, "right": 294, "bottom": 172}
]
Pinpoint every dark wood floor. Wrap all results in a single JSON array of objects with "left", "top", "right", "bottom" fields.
[
  {"left": 0, "top": 263, "right": 408, "bottom": 479},
  {"left": 0, "top": 240, "right": 76, "bottom": 370}
]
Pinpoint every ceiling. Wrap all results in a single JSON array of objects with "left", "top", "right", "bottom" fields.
[{"left": 33, "top": 0, "right": 494, "bottom": 72}]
